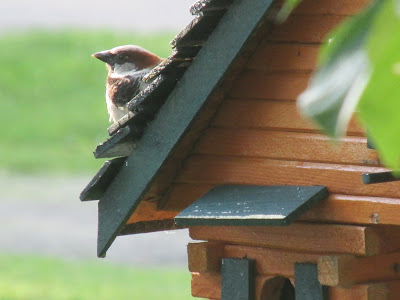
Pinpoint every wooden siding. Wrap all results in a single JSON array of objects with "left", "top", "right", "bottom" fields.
[
  {"left": 212, "top": 98, "right": 365, "bottom": 135},
  {"left": 156, "top": 0, "right": 400, "bottom": 222},
  {"left": 126, "top": 0, "right": 400, "bottom": 232}
]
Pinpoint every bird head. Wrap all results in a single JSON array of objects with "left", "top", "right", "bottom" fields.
[{"left": 92, "top": 45, "right": 162, "bottom": 76}]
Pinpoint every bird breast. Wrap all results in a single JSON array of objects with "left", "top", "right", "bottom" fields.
[{"left": 106, "top": 68, "right": 151, "bottom": 107}]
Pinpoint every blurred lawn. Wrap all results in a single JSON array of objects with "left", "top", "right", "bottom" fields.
[
  {"left": 0, "top": 252, "right": 193, "bottom": 300},
  {"left": 0, "top": 30, "right": 175, "bottom": 174}
]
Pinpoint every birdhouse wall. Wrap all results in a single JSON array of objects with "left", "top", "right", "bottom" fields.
[
  {"left": 188, "top": 241, "right": 400, "bottom": 300},
  {"left": 130, "top": 0, "right": 400, "bottom": 230},
  {"left": 118, "top": 0, "right": 400, "bottom": 298},
  {"left": 124, "top": 0, "right": 400, "bottom": 229}
]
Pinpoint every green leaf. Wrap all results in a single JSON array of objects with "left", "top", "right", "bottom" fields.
[
  {"left": 297, "top": 0, "right": 382, "bottom": 137},
  {"left": 276, "top": 0, "right": 302, "bottom": 23},
  {"left": 358, "top": 0, "right": 400, "bottom": 169}
]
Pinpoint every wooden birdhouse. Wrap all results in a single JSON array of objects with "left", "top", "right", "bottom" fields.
[{"left": 81, "top": 0, "right": 400, "bottom": 298}]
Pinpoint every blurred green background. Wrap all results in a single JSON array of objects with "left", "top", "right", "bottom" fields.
[
  {"left": 0, "top": 30, "right": 193, "bottom": 299},
  {"left": 0, "top": 30, "right": 174, "bottom": 174}
]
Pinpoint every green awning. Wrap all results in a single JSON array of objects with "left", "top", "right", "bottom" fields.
[{"left": 175, "top": 185, "right": 328, "bottom": 226}]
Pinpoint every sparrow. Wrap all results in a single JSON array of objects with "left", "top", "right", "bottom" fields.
[{"left": 92, "top": 45, "right": 163, "bottom": 123}]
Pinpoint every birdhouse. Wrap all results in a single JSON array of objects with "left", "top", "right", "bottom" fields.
[{"left": 81, "top": 0, "right": 400, "bottom": 298}]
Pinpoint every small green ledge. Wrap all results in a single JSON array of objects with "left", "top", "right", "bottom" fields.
[{"left": 174, "top": 185, "right": 328, "bottom": 226}]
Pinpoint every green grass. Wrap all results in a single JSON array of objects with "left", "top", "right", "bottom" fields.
[
  {"left": 0, "top": 253, "right": 193, "bottom": 300},
  {"left": 0, "top": 30, "right": 176, "bottom": 174}
]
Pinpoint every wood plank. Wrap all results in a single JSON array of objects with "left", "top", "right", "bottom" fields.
[
  {"left": 211, "top": 99, "right": 365, "bottom": 136},
  {"left": 80, "top": 157, "right": 126, "bottom": 201},
  {"left": 248, "top": 43, "right": 319, "bottom": 71},
  {"left": 229, "top": 71, "right": 310, "bottom": 100},
  {"left": 363, "top": 171, "right": 400, "bottom": 185},
  {"left": 386, "top": 281, "right": 400, "bottom": 300},
  {"left": 175, "top": 185, "right": 328, "bottom": 226},
  {"left": 94, "top": 125, "right": 137, "bottom": 159},
  {"left": 192, "top": 273, "right": 288, "bottom": 300},
  {"left": 329, "top": 284, "right": 390, "bottom": 300},
  {"left": 119, "top": 219, "right": 179, "bottom": 235},
  {"left": 163, "top": 184, "right": 400, "bottom": 226},
  {"left": 188, "top": 242, "right": 225, "bottom": 273},
  {"left": 192, "top": 272, "right": 400, "bottom": 300},
  {"left": 192, "top": 272, "right": 221, "bottom": 299},
  {"left": 301, "top": 194, "right": 400, "bottom": 226},
  {"left": 318, "top": 253, "right": 400, "bottom": 287},
  {"left": 95, "top": 0, "right": 277, "bottom": 257},
  {"left": 295, "top": 263, "right": 328, "bottom": 300},
  {"left": 221, "top": 258, "right": 255, "bottom": 300},
  {"left": 268, "top": 15, "right": 345, "bottom": 43},
  {"left": 177, "top": 155, "right": 400, "bottom": 198},
  {"left": 292, "top": 0, "right": 371, "bottom": 16},
  {"left": 195, "top": 128, "right": 378, "bottom": 166},
  {"left": 224, "top": 245, "right": 320, "bottom": 277},
  {"left": 125, "top": 201, "right": 177, "bottom": 224},
  {"left": 189, "top": 224, "right": 400, "bottom": 256},
  {"left": 161, "top": 183, "right": 213, "bottom": 211}
]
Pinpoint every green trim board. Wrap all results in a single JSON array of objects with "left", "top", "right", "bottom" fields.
[
  {"left": 96, "top": 0, "right": 275, "bottom": 257},
  {"left": 80, "top": 157, "right": 126, "bottom": 201},
  {"left": 362, "top": 171, "right": 400, "bottom": 184},
  {"left": 221, "top": 258, "right": 255, "bottom": 300},
  {"left": 94, "top": 126, "right": 138, "bottom": 159},
  {"left": 294, "top": 263, "right": 329, "bottom": 300},
  {"left": 190, "top": 0, "right": 231, "bottom": 16},
  {"left": 174, "top": 185, "right": 328, "bottom": 226}
]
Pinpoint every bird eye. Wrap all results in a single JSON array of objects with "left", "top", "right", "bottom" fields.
[{"left": 116, "top": 54, "right": 127, "bottom": 62}]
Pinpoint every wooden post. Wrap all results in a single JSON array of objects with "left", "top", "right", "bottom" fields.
[
  {"left": 221, "top": 258, "right": 255, "bottom": 300},
  {"left": 318, "top": 253, "right": 400, "bottom": 287},
  {"left": 295, "top": 263, "right": 328, "bottom": 300},
  {"left": 188, "top": 242, "right": 224, "bottom": 272}
]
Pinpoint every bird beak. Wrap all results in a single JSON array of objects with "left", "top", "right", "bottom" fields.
[{"left": 91, "top": 50, "right": 112, "bottom": 63}]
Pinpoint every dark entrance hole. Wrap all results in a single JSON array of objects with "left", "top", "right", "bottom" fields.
[{"left": 259, "top": 276, "right": 295, "bottom": 300}]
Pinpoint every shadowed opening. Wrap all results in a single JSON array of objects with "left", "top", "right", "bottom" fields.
[{"left": 260, "top": 276, "right": 295, "bottom": 300}]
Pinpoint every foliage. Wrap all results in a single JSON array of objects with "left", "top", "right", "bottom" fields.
[
  {"left": 276, "top": 0, "right": 302, "bottom": 22},
  {"left": 0, "top": 30, "right": 175, "bottom": 174},
  {"left": 297, "top": 0, "right": 400, "bottom": 170},
  {"left": 0, "top": 252, "right": 193, "bottom": 300}
]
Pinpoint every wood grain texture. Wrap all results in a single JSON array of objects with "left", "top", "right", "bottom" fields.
[
  {"left": 247, "top": 43, "right": 319, "bottom": 71},
  {"left": 188, "top": 242, "right": 224, "bottom": 273},
  {"left": 385, "top": 281, "right": 400, "bottom": 300},
  {"left": 329, "top": 284, "right": 390, "bottom": 300},
  {"left": 125, "top": 201, "right": 177, "bottom": 224},
  {"left": 293, "top": 0, "right": 371, "bottom": 16},
  {"left": 318, "top": 253, "right": 400, "bottom": 287},
  {"left": 301, "top": 194, "right": 400, "bottom": 225},
  {"left": 229, "top": 71, "right": 310, "bottom": 100},
  {"left": 224, "top": 245, "right": 320, "bottom": 277},
  {"left": 177, "top": 155, "right": 399, "bottom": 198},
  {"left": 268, "top": 15, "right": 345, "bottom": 43},
  {"left": 211, "top": 99, "right": 365, "bottom": 136},
  {"left": 119, "top": 219, "right": 179, "bottom": 235},
  {"left": 192, "top": 272, "right": 221, "bottom": 299},
  {"left": 189, "top": 224, "right": 400, "bottom": 256},
  {"left": 195, "top": 128, "right": 378, "bottom": 165},
  {"left": 160, "top": 183, "right": 213, "bottom": 211},
  {"left": 192, "top": 273, "right": 287, "bottom": 300},
  {"left": 192, "top": 272, "right": 400, "bottom": 300},
  {"left": 163, "top": 184, "right": 400, "bottom": 226}
]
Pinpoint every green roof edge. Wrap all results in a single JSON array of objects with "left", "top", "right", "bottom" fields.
[{"left": 97, "top": 0, "right": 275, "bottom": 257}]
